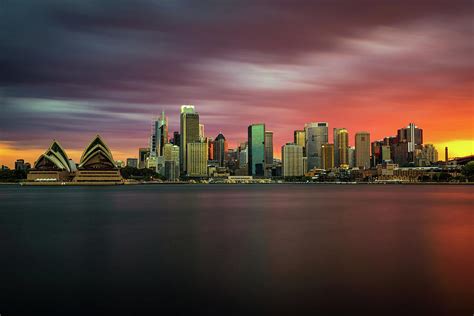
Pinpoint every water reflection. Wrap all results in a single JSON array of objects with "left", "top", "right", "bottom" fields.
[{"left": 0, "top": 184, "right": 472, "bottom": 315}]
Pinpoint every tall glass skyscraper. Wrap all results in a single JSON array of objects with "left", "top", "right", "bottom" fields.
[
  {"left": 180, "top": 105, "right": 200, "bottom": 174},
  {"left": 305, "top": 122, "right": 328, "bottom": 171},
  {"left": 248, "top": 124, "right": 265, "bottom": 176},
  {"left": 264, "top": 131, "right": 273, "bottom": 170}
]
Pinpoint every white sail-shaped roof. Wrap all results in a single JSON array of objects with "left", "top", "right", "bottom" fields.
[
  {"left": 33, "top": 140, "right": 72, "bottom": 172},
  {"left": 79, "top": 135, "right": 116, "bottom": 169}
]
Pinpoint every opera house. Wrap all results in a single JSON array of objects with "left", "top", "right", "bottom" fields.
[{"left": 27, "top": 135, "right": 123, "bottom": 184}]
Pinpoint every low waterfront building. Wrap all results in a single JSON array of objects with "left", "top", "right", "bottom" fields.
[
  {"left": 27, "top": 140, "right": 74, "bottom": 182},
  {"left": 73, "top": 135, "right": 123, "bottom": 184}
]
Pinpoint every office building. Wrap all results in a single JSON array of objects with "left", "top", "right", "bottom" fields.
[
  {"left": 172, "top": 131, "right": 180, "bottom": 146},
  {"left": 180, "top": 105, "right": 200, "bottom": 174},
  {"left": 305, "top": 122, "right": 328, "bottom": 170},
  {"left": 138, "top": 148, "right": 150, "bottom": 169},
  {"left": 421, "top": 144, "right": 438, "bottom": 164},
  {"left": 248, "top": 124, "right": 266, "bottom": 176},
  {"left": 213, "top": 133, "right": 227, "bottom": 167},
  {"left": 282, "top": 143, "right": 304, "bottom": 177},
  {"left": 199, "top": 124, "right": 205, "bottom": 140},
  {"left": 163, "top": 143, "right": 180, "bottom": 180},
  {"left": 321, "top": 143, "right": 335, "bottom": 170},
  {"left": 126, "top": 158, "right": 138, "bottom": 168},
  {"left": 265, "top": 131, "right": 274, "bottom": 172},
  {"left": 186, "top": 141, "right": 208, "bottom": 177},
  {"left": 348, "top": 146, "right": 356, "bottom": 168},
  {"left": 294, "top": 130, "right": 306, "bottom": 155},
  {"left": 355, "top": 132, "right": 371, "bottom": 169},
  {"left": 335, "top": 128, "right": 349, "bottom": 167},
  {"left": 397, "top": 123, "right": 423, "bottom": 152}
]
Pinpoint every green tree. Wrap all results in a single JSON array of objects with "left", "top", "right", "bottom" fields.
[{"left": 461, "top": 161, "right": 474, "bottom": 182}]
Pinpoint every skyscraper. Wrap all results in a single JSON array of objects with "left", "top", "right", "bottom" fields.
[
  {"left": 138, "top": 147, "right": 150, "bottom": 169},
  {"left": 264, "top": 131, "right": 274, "bottom": 170},
  {"left": 199, "top": 124, "right": 205, "bottom": 141},
  {"left": 355, "top": 132, "right": 371, "bottom": 169},
  {"left": 248, "top": 123, "right": 265, "bottom": 176},
  {"left": 335, "top": 128, "right": 349, "bottom": 167},
  {"left": 305, "top": 122, "right": 328, "bottom": 171},
  {"left": 397, "top": 123, "right": 423, "bottom": 162},
  {"left": 294, "top": 130, "right": 306, "bottom": 156},
  {"left": 213, "top": 133, "right": 227, "bottom": 167},
  {"left": 180, "top": 105, "right": 200, "bottom": 174},
  {"left": 282, "top": 143, "right": 304, "bottom": 177},
  {"left": 163, "top": 143, "right": 180, "bottom": 180},
  {"left": 321, "top": 143, "right": 334, "bottom": 170},
  {"left": 348, "top": 146, "right": 356, "bottom": 168},
  {"left": 172, "top": 131, "right": 180, "bottom": 146},
  {"left": 149, "top": 111, "right": 168, "bottom": 157},
  {"left": 187, "top": 141, "right": 208, "bottom": 177}
]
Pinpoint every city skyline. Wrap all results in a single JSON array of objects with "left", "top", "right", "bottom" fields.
[
  {"left": 0, "top": 109, "right": 472, "bottom": 168},
  {"left": 1, "top": 1, "right": 473, "bottom": 167}
]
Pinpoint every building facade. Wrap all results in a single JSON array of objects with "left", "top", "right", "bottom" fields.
[
  {"left": 180, "top": 105, "right": 200, "bottom": 175},
  {"left": 282, "top": 143, "right": 304, "bottom": 177},
  {"left": 186, "top": 141, "right": 208, "bottom": 177},
  {"left": 294, "top": 130, "right": 306, "bottom": 156},
  {"left": 248, "top": 124, "right": 266, "bottom": 176},
  {"left": 305, "top": 122, "right": 328, "bottom": 171},
  {"left": 213, "top": 133, "right": 227, "bottom": 167},
  {"left": 335, "top": 128, "right": 349, "bottom": 167},
  {"left": 264, "top": 131, "right": 274, "bottom": 173},
  {"left": 355, "top": 132, "right": 371, "bottom": 169},
  {"left": 321, "top": 143, "right": 335, "bottom": 170},
  {"left": 126, "top": 158, "right": 138, "bottom": 168}
]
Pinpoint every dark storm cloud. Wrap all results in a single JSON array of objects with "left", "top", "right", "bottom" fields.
[{"left": 0, "top": 0, "right": 472, "bottom": 159}]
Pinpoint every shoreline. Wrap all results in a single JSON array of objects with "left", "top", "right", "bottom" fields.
[{"left": 2, "top": 181, "right": 472, "bottom": 186}]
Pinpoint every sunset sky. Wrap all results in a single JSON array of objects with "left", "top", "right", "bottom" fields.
[{"left": 1, "top": 0, "right": 473, "bottom": 167}]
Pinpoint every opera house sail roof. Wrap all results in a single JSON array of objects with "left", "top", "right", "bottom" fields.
[
  {"left": 79, "top": 135, "right": 117, "bottom": 169},
  {"left": 34, "top": 140, "right": 72, "bottom": 172}
]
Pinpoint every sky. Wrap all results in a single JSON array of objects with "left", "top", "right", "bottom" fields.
[{"left": 1, "top": 0, "right": 473, "bottom": 167}]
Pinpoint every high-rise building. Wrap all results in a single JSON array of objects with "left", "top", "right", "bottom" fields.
[
  {"left": 172, "top": 131, "right": 180, "bottom": 146},
  {"left": 397, "top": 123, "right": 423, "bottom": 162},
  {"left": 371, "top": 140, "right": 384, "bottom": 166},
  {"left": 138, "top": 147, "right": 150, "bottom": 169},
  {"left": 305, "top": 122, "right": 328, "bottom": 170},
  {"left": 186, "top": 141, "right": 208, "bottom": 177},
  {"left": 355, "top": 132, "right": 371, "bottom": 169},
  {"left": 282, "top": 143, "right": 304, "bottom": 177},
  {"left": 248, "top": 123, "right": 266, "bottom": 176},
  {"left": 213, "top": 133, "right": 227, "bottom": 167},
  {"left": 422, "top": 144, "right": 438, "bottom": 164},
  {"left": 149, "top": 111, "right": 168, "bottom": 157},
  {"left": 294, "top": 130, "right": 306, "bottom": 156},
  {"left": 180, "top": 105, "right": 200, "bottom": 174},
  {"left": 335, "top": 128, "right": 349, "bottom": 167},
  {"left": 264, "top": 131, "right": 274, "bottom": 169},
  {"left": 348, "top": 146, "right": 356, "bottom": 168},
  {"left": 321, "top": 143, "right": 334, "bottom": 170},
  {"left": 126, "top": 158, "right": 138, "bottom": 168},
  {"left": 381, "top": 145, "right": 391, "bottom": 162},
  {"left": 163, "top": 143, "right": 180, "bottom": 179},
  {"left": 199, "top": 124, "right": 205, "bottom": 140}
]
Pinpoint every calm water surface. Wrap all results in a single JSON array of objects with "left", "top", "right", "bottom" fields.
[{"left": 0, "top": 184, "right": 473, "bottom": 315}]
